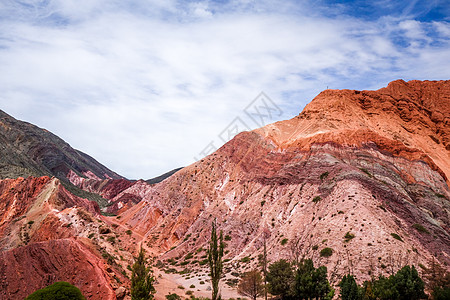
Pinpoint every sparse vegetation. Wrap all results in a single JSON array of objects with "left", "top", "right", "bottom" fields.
[
  {"left": 320, "top": 247, "right": 333, "bottom": 258},
  {"left": 165, "top": 293, "right": 181, "bottom": 300},
  {"left": 344, "top": 232, "right": 355, "bottom": 242},
  {"left": 281, "top": 238, "right": 289, "bottom": 246},
  {"left": 413, "top": 224, "right": 429, "bottom": 234},
  {"left": 313, "top": 196, "right": 322, "bottom": 203},
  {"left": 320, "top": 171, "right": 329, "bottom": 180},
  {"left": 359, "top": 168, "right": 372, "bottom": 178},
  {"left": 391, "top": 233, "right": 403, "bottom": 242}
]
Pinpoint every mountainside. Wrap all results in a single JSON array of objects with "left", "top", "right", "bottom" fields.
[
  {"left": 0, "top": 175, "right": 134, "bottom": 299},
  {"left": 0, "top": 79, "right": 449, "bottom": 299},
  {"left": 115, "top": 80, "right": 450, "bottom": 286},
  {"left": 0, "top": 110, "right": 122, "bottom": 181}
]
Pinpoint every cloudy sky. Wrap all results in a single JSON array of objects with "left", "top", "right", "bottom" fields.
[{"left": 0, "top": 0, "right": 449, "bottom": 179}]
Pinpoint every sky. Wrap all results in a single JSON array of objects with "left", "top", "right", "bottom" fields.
[{"left": 0, "top": 0, "right": 449, "bottom": 179}]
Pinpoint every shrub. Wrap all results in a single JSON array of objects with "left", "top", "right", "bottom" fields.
[
  {"left": 312, "top": 196, "right": 321, "bottom": 203},
  {"left": 126, "top": 229, "right": 132, "bottom": 235},
  {"left": 241, "top": 256, "right": 251, "bottom": 263},
  {"left": 412, "top": 224, "right": 429, "bottom": 234},
  {"left": 25, "top": 282, "right": 86, "bottom": 300},
  {"left": 166, "top": 293, "right": 181, "bottom": 300},
  {"left": 391, "top": 233, "right": 403, "bottom": 242},
  {"left": 344, "top": 232, "right": 355, "bottom": 242},
  {"left": 320, "top": 247, "right": 333, "bottom": 258},
  {"left": 359, "top": 168, "right": 372, "bottom": 178},
  {"left": 224, "top": 235, "right": 232, "bottom": 241},
  {"left": 320, "top": 171, "right": 329, "bottom": 180},
  {"left": 281, "top": 238, "right": 288, "bottom": 246}
]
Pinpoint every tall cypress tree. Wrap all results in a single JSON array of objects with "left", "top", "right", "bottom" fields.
[
  {"left": 131, "top": 245, "right": 155, "bottom": 300},
  {"left": 208, "top": 219, "right": 224, "bottom": 300}
]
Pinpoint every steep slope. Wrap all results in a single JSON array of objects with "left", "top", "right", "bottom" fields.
[
  {"left": 117, "top": 80, "right": 450, "bottom": 285},
  {"left": 0, "top": 176, "right": 133, "bottom": 299},
  {"left": 0, "top": 109, "right": 122, "bottom": 181},
  {"left": 0, "top": 238, "right": 117, "bottom": 300}
]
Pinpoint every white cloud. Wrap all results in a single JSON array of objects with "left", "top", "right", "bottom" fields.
[{"left": 0, "top": 0, "right": 449, "bottom": 179}]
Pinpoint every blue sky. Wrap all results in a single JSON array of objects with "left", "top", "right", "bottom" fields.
[{"left": 0, "top": 0, "right": 449, "bottom": 179}]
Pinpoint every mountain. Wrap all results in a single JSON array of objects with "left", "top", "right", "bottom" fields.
[
  {"left": 0, "top": 109, "right": 122, "bottom": 181},
  {"left": 115, "top": 80, "right": 450, "bottom": 286},
  {"left": 0, "top": 79, "right": 449, "bottom": 299},
  {"left": 146, "top": 167, "right": 184, "bottom": 185}
]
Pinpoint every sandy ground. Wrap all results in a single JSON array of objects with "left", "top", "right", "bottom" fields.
[{"left": 154, "top": 268, "right": 243, "bottom": 300}]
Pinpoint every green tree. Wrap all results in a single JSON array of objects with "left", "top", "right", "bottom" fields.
[
  {"left": 432, "top": 286, "right": 450, "bottom": 300},
  {"left": 266, "top": 259, "right": 294, "bottom": 300},
  {"left": 208, "top": 219, "right": 224, "bottom": 300},
  {"left": 339, "top": 275, "right": 361, "bottom": 300},
  {"left": 361, "top": 281, "right": 376, "bottom": 300},
  {"left": 25, "top": 281, "right": 86, "bottom": 300},
  {"left": 131, "top": 245, "right": 155, "bottom": 300},
  {"left": 363, "top": 265, "right": 426, "bottom": 300},
  {"left": 372, "top": 275, "right": 397, "bottom": 300},
  {"left": 391, "top": 265, "right": 426, "bottom": 300},
  {"left": 238, "top": 269, "right": 265, "bottom": 300},
  {"left": 293, "top": 259, "right": 333, "bottom": 299}
]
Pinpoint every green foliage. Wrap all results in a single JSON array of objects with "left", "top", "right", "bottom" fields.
[
  {"left": 339, "top": 275, "right": 361, "bottom": 300},
  {"left": 165, "top": 293, "right": 181, "bottom": 300},
  {"left": 433, "top": 286, "right": 450, "bottom": 300},
  {"left": 360, "top": 265, "right": 426, "bottom": 300},
  {"left": 391, "top": 233, "right": 403, "bottom": 242},
  {"left": 344, "top": 232, "right": 355, "bottom": 242},
  {"left": 293, "top": 259, "right": 334, "bottom": 300},
  {"left": 359, "top": 168, "right": 372, "bottom": 178},
  {"left": 224, "top": 235, "right": 232, "bottom": 241},
  {"left": 281, "top": 238, "right": 288, "bottom": 246},
  {"left": 320, "top": 247, "right": 333, "bottom": 257},
  {"left": 241, "top": 256, "right": 251, "bottom": 263},
  {"left": 391, "top": 265, "right": 426, "bottom": 300},
  {"left": 208, "top": 220, "right": 224, "bottom": 300},
  {"left": 320, "top": 171, "right": 329, "bottom": 180},
  {"left": 412, "top": 224, "right": 429, "bottom": 234},
  {"left": 266, "top": 259, "right": 294, "bottom": 300},
  {"left": 312, "top": 196, "right": 322, "bottom": 203},
  {"left": 131, "top": 246, "right": 155, "bottom": 300},
  {"left": 25, "top": 281, "right": 86, "bottom": 300},
  {"left": 126, "top": 229, "right": 133, "bottom": 235}
]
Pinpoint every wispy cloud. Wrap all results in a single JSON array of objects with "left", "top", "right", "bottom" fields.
[{"left": 0, "top": 0, "right": 449, "bottom": 178}]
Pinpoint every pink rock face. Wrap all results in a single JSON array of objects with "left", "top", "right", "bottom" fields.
[
  {"left": 0, "top": 238, "right": 117, "bottom": 300},
  {"left": 117, "top": 80, "right": 450, "bottom": 283}
]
